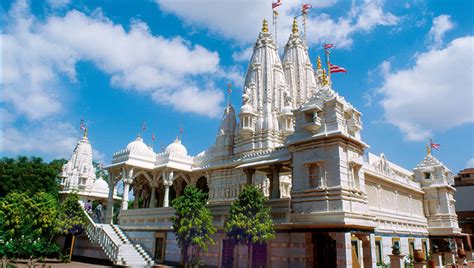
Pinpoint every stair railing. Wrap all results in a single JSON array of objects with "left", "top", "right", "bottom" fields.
[{"left": 80, "top": 205, "right": 119, "bottom": 262}]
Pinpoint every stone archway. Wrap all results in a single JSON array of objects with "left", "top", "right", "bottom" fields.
[
  {"left": 132, "top": 175, "right": 151, "bottom": 208},
  {"left": 169, "top": 174, "right": 188, "bottom": 204}
]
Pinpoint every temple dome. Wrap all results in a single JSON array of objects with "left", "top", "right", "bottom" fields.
[
  {"left": 126, "top": 136, "right": 154, "bottom": 155},
  {"left": 90, "top": 177, "right": 109, "bottom": 195},
  {"left": 166, "top": 138, "right": 188, "bottom": 156}
]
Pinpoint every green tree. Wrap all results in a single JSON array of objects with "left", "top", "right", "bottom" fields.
[
  {"left": 224, "top": 185, "right": 275, "bottom": 268},
  {"left": 0, "top": 192, "right": 61, "bottom": 262},
  {"left": 0, "top": 156, "right": 66, "bottom": 197},
  {"left": 58, "top": 193, "right": 85, "bottom": 236},
  {"left": 57, "top": 193, "right": 85, "bottom": 262},
  {"left": 93, "top": 161, "right": 109, "bottom": 183},
  {"left": 171, "top": 186, "right": 216, "bottom": 267}
]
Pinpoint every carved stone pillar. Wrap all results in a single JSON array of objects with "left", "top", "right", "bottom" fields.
[
  {"left": 106, "top": 172, "right": 119, "bottom": 224},
  {"left": 244, "top": 168, "right": 255, "bottom": 185},
  {"left": 163, "top": 170, "right": 174, "bottom": 207},
  {"left": 270, "top": 165, "right": 282, "bottom": 199},
  {"left": 149, "top": 179, "right": 159, "bottom": 208},
  {"left": 121, "top": 168, "right": 133, "bottom": 210},
  {"left": 132, "top": 184, "right": 142, "bottom": 209}
]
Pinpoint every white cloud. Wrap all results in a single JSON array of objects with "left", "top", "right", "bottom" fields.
[
  {"left": 156, "top": 0, "right": 399, "bottom": 49},
  {"left": 0, "top": 120, "right": 79, "bottom": 159},
  {"left": 377, "top": 36, "right": 474, "bottom": 141},
  {"left": 47, "top": 0, "right": 71, "bottom": 9},
  {"left": 153, "top": 86, "right": 223, "bottom": 117},
  {"left": 93, "top": 148, "right": 106, "bottom": 164},
  {"left": 232, "top": 47, "right": 253, "bottom": 62},
  {"left": 466, "top": 158, "right": 474, "bottom": 168},
  {"left": 1, "top": 0, "right": 234, "bottom": 158},
  {"left": 2, "top": 0, "right": 225, "bottom": 120},
  {"left": 428, "top": 15, "right": 454, "bottom": 49}
]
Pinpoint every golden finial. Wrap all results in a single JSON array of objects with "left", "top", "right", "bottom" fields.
[
  {"left": 317, "top": 56, "right": 322, "bottom": 70},
  {"left": 322, "top": 69, "right": 329, "bottom": 86},
  {"left": 262, "top": 19, "right": 269, "bottom": 33},
  {"left": 292, "top": 17, "right": 298, "bottom": 34},
  {"left": 84, "top": 128, "right": 88, "bottom": 138},
  {"left": 426, "top": 145, "right": 431, "bottom": 155}
]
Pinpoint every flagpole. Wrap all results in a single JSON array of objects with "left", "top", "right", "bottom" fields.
[
  {"left": 227, "top": 82, "right": 231, "bottom": 107},
  {"left": 273, "top": 10, "right": 278, "bottom": 48},
  {"left": 325, "top": 49, "right": 331, "bottom": 85},
  {"left": 302, "top": 10, "right": 307, "bottom": 45}
]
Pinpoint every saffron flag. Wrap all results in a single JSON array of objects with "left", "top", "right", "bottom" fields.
[
  {"left": 324, "top": 43, "right": 334, "bottom": 49},
  {"left": 272, "top": 0, "right": 282, "bottom": 9},
  {"left": 430, "top": 139, "right": 441, "bottom": 150},
  {"left": 80, "top": 119, "right": 86, "bottom": 131},
  {"left": 302, "top": 3, "right": 312, "bottom": 13},
  {"left": 329, "top": 63, "right": 347, "bottom": 73},
  {"left": 227, "top": 82, "right": 232, "bottom": 94}
]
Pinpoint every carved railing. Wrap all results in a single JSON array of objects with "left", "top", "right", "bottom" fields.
[{"left": 81, "top": 207, "right": 119, "bottom": 263}]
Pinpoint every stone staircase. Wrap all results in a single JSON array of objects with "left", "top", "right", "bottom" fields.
[{"left": 81, "top": 208, "right": 154, "bottom": 267}]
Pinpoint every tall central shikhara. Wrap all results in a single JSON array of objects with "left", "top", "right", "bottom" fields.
[{"left": 234, "top": 19, "right": 320, "bottom": 154}]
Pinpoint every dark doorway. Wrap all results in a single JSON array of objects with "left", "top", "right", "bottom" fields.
[
  {"left": 196, "top": 176, "right": 209, "bottom": 194},
  {"left": 221, "top": 239, "right": 235, "bottom": 268},
  {"left": 313, "top": 232, "right": 337, "bottom": 268},
  {"left": 252, "top": 243, "right": 267, "bottom": 268}
]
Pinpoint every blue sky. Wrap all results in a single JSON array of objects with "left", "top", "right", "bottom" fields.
[{"left": 1, "top": 0, "right": 473, "bottom": 173}]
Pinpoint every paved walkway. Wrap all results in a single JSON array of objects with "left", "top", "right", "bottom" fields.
[{"left": 9, "top": 261, "right": 111, "bottom": 267}]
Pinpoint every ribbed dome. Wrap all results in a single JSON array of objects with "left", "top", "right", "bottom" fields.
[
  {"left": 126, "top": 136, "right": 154, "bottom": 155},
  {"left": 91, "top": 177, "right": 109, "bottom": 195},
  {"left": 166, "top": 138, "right": 188, "bottom": 156}
]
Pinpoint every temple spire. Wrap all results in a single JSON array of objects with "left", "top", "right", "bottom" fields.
[
  {"left": 262, "top": 19, "right": 269, "bottom": 33},
  {"left": 292, "top": 17, "right": 298, "bottom": 34},
  {"left": 317, "top": 56, "right": 322, "bottom": 70},
  {"left": 322, "top": 69, "right": 329, "bottom": 86}
]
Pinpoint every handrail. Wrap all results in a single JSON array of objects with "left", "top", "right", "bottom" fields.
[{"left": 80, "top": 205, "right": 120, "bottom": 263}]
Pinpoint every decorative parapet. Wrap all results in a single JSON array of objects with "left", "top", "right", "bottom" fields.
[
  {"left": 365, "top": 153, "right": 419, "bottom": 189},
  {"left": 118, "top": 207, "right": 175, "bottom": 230}
]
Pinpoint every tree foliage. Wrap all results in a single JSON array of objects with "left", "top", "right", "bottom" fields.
[
  {"left": 0, "top": 156, "right": 66, "bottom": 197},
  {"left": 171, "top": 186, "right": 216, "bottom": 267},
  {"left": 224, "top": 185, "right": 275, "bottom": 265},
  {"left": 0, "top": 191, "right": 85, "bottom": 262},
  {"left": 58, "top": 193, "right": 85, "bottom": 236},
  {"left": 0, "top": 192, "right": 62, "bottom": 260}
]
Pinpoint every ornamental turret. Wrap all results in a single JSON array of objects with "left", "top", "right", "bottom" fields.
[
  {"left": 413, "top": 151, "right": 461, "bottom": 236},
  {"left": 282, "top": 18, "right": 318, "bottom": 107},
  {"left": 214, "top": 104, "right": 237, "bottom": 158}
]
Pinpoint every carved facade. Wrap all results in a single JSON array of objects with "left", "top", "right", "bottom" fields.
[{"left": 101, "top": 19, "right": 463, "bottom": 267}]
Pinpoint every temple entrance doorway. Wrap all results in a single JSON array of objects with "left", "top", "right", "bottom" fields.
[{"left": 312, "top": 232, "right": 337, "bottom": 268}]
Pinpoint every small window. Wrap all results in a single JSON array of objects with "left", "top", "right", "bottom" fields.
[
  {"left": 424, "top": 172, "right": 431, "bottom": 179},
  {"left": 409, "top": 238, "right": 415, "bottom": 257},
  {"left": 308, "top": 164, "right": 320, "bottom": 188},
  {"left": 422, "top": 239, "right": 428, "bottom": 259},
  {"left": 154, "top": 233, "right": 166, "bottom": 263}
]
